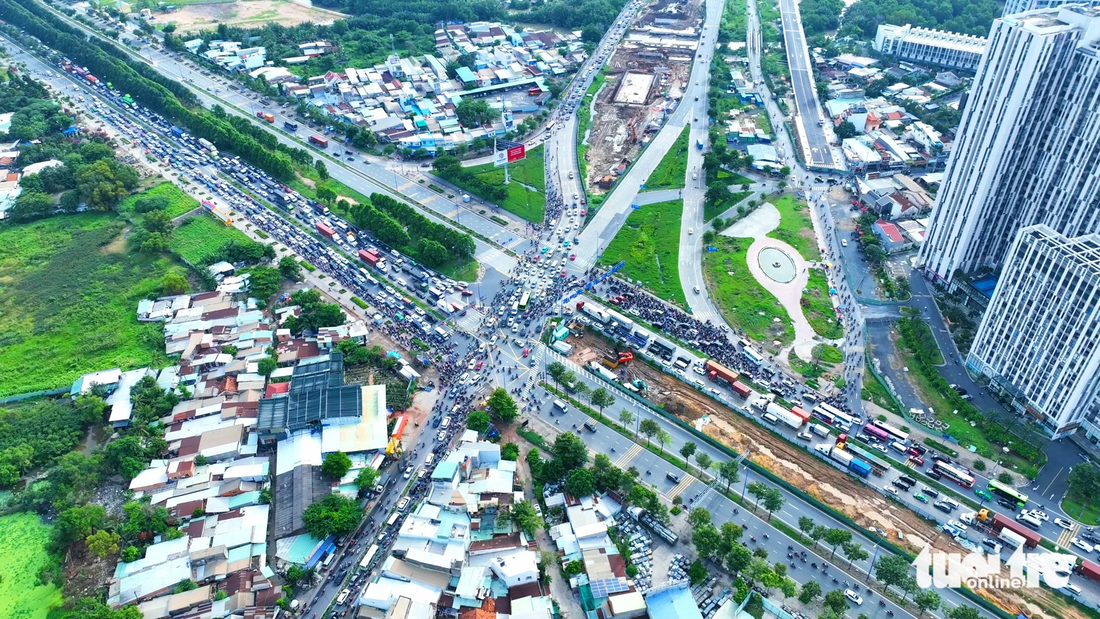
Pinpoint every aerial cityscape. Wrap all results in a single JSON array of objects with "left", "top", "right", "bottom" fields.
[{"left": 1, "top": 0, "right": 1099, "bottom": 618}]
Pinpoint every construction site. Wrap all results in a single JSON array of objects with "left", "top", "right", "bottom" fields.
[
  {"left": 561, "top": 328, "right": 1088, "bottom": 619},
  {"left": 581, "top": 0, "right": 704, "bottom": 194}
]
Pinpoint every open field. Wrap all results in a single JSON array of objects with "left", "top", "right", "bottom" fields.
[
  {"left": 702, "top": 235, "right": 793, "bottom": 346},
  {"left": 0, "top": 214, "right": 172, "bottom": 397},
  {"left": 171, "top": 212, "right": 254, "bottom": 265},
  {"left": 643, "top": 127, "right": 690, "bottom": 190},
  {"left": 0, "top": 513, "right": 62, "bottom": 619},
  {"left": 768, "top": 195, "right": 820, "bottom": 261},
  {"left": 803, "top": 269, "right": 842, "bottom": 338},
  {"left": 462, "top": 145, "right": 546, "bottom": 223},
  {"left": 601, "top": 200, "right": 687, "bottom": 307},
  {"left": 118, "top": 181, "right": 199, "bottom": 219},
  {"left": 159, "top": 0, "right": 346, "bottom": 32}
]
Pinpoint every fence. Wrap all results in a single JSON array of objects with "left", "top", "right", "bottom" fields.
[{"left": 0, "top": 386, "right": 69, "bottom": 405}]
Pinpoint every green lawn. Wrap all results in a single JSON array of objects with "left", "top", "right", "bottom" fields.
[
  {"left": 601, "top": 199, "right": 688, "bottom": 308},
  {"left": 437, "top": 258, "right": 479, "bottom": 283},
  {"left": 1062, "top": 496, "right": 1100, "bottom": 526},
  {"left": 643, "top": 127, "right": 690, "bottom": 190},
  {"left": 118, "top": 181, "right": 199, "bottom": 219},
  {"left": 814, "top": 343, "right": 843, "bottom": 364},
  {"left": 0, "top": 513, "right": 62, "bottom": 619},
  {"left": 702, "top": 235, "right": 793, "bottom": 346},
  {"left": 0, "top": 214, "right": 172, "bottom": 396},
  {"left": 462, "top": 145, "right": 546, "bottom": 223},
  {"left": 704, "top": 190, "right": 753, "bottom": 222},
  {"left": 768, "top": 195, "right": 821, "bottom": 261},
  {"left": 171, "top": 213, "right": 254, "bottom": 265},
  {"left": 803, "top": 269, "right": 842, "bottom": 338}
]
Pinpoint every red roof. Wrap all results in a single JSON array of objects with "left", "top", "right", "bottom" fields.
[
  {"left": 875, "top": 219, "right": 905, "bottom": 243},
  {"left": 265, "top": 382, "right": 291, "bottom": 398}
]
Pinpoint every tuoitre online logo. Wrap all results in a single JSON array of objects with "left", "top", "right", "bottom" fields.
[{"left": 913, "top": 546, "right": 1077, "bottom": 590}]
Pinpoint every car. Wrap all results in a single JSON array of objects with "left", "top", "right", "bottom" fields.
[
  {"left": 1072, "top": 538, "right": 1095, "bottom": 553},
  {"left": 1055, "top": 517, "right": 1074, "bottom": 530},
  {"left": 475, "top": 361, "right": 484, "bottom": 371},
  {"left": 523, "top": 348, "right": 530, "bottom": 357},
  {"left": 693, "top": 286, "right": 700, "bottom": 294},
  {"left": 948, "top": 519, "right": 968, "bottom": 532},
  {"left": 797, "top": 432, "right": 813, "bottom": 441},
  {"left": 975, "top": 489, "right": 993, "bottom": 501},
  {"left": 397, "top": 497, "right": 410, "bottom": 511},
  {"left": 403, "top": 465, "right": 414, "bottom": 479},
  {"left": 666, "top": 472, "right": 681, "bottom": 484},
  {"left": 914, "top": 493, "right": 929, "bottom": 503},
  {"left": 841, "top": 238, "right": 848, "bottom": 247},
  {"left": 570, "top": 254, "right": 577, "bottom": 260},
  {"left": 560, "top": 270, "right": 567, "bottom": 277},
  {"left": 689, "top": 227, "right": 694, "bottom": 234},
  {"left": 886, "top": 486, "right": 899, "bottom": 496},
  {"left": 1032, "top": 510, "right": 1050, "bottom": 521},
  {"left": 460, "top": 289, "right": 473, "bottom": 296},
  {"left": 844, "top": 589, "right": 863, "bottom": 605}
]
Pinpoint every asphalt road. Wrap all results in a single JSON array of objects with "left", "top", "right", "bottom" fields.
[{"left": 776, "top": 0, "right": 837, "bottom": 169}]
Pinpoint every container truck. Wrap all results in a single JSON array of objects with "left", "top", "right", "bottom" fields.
[
  {"left": 170, "top": 126, "right": 185, "bottom": 138},
  {"left": 991, "top": 513, "right": 1040, "bottom": 548},
  {"left": 731, "top": 381, "right": 751, "bottom": 398},
  {"left": 1078, "top": 559, "right": 1100, "bottom": 585},
  {"left": 309, "top": 135, "right": 329, "bottom": 148},
  {"left": 705, "top": 360, "right": 739, "bottom": 385},
  {"left": 201, "top": 200, "right": 231, "bottom": 225},
  {"left": 552, "top": 340, "right": 572, "bottom": 355},
  {"left": 768, "top": 402, "right": 804, "bottom": 429},
  {"left": 790, "top": 406, "right": 811, "bottom": 423},
  {"left": 829, "top": 446, "right": 853, "bottom": 467},
  {"left": 358, "top": 249, "right": 381, "bottom": 266},
  {"left": 316, "top": 222, "right": 336, "bottom": 239},
  {"left": 998, "top": 528, "right": 1027, "bottom": 549},
  {"left": 580, "top": 303, "right": 609, "bottom": 324},
  {"left": 849, "top": 459, "right": 871, "bottom": 478},
  {"left": 263, "top": 113, "right": 275, "bottom": 123},
  {"left": 283, "top": 121, "right": 298, "bottom": 131},
  {"left": 86, "top": 74, "right": 99, "bottom": 85}
]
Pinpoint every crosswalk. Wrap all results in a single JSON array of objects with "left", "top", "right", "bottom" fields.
[
  {"left": 1056, "top": 522, "right": 1078, "bottom": 548},
  {"left": 615, "top": 444, "right": 643, "bottom": 468},
  {"left": 667, "top": 473, "right": 698, "bottom": 501}
]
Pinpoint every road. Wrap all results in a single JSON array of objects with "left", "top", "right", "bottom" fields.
[{"left": 776, "top": 0, "right": 837, "bottom": 169}]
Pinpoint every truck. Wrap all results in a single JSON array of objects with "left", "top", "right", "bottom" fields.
[
  {"left": 197, "top": 138, "right": 216, "bottom": 152},
  {"left": 828, "top": 446, "right": 853, "bottom": 467},
  {"left": 991, "top": 513, "right": 1040, "bottom": 549},
  {"left": 731, "top": 381, "right": 751, "bottom": 398},
  {"left": 849, "top": 459, "right": 872, "bottom": 478},
  {"left": 696, "top": 138, "right": 703, "bottom": 150},
  {"left": 1078, "top": 559, "right": 1100, "bottom": 585},
  {"left": 588, "top": 361, "right": 619, "bottom": 383},
  {"left": 201, "top": 200, "right": 231, "bottom": 225},
  {"left": 283, "top": 121, "right": 299, "bottom": 131},
  {"left": 263, "top": 113, "right": 275, "bottom": 123},
  {"left": 580, "top": 303, "right": 609, "bottom": 324},
  {"left": 170, "top": 126, "right": 185, "bottom": 138},
  {"left": 462, "top": 194, "right": 471, "bottom": 203},
  {"left": 552, "top": 340, "right": 573, "bottom": 355},
  {"left": 309, "top": 135, "right": 329, "bottom": 148},
  {"left": 628, "top": 506, "right": 679, "bottom": 545},
  {"left": 998, "top": 528, "right": 1027, "bottom": 549},
  {"left": 768, "top": 402, "right": 804, "bottom": 429},
  {"left": 86, "top": 74, "right": 99, "bottom": 85},
  {"left": 790, "top": 406, "right": 811, "bottom": 423},
  {"left": 705, "top": 359, "right": 739, "bottom": 385},
  {"left": 359, "top": 248, "right": 381, "bottom": 266},
  {"left": 316, "top": 222, "right": 336, "bottom": 239}
]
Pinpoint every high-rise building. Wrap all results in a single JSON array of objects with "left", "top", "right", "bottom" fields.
[
  {"left": 966, "top": 226, "right": 1100, "bottom": 437},
  {"left": 1003, "top": 0, "right": 1100, "bottom": 18},
  {"left": 917, "top": 6, "right": 1100, "bottom": 284}
]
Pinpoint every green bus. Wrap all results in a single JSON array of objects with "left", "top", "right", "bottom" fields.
[
  {"left": 988, "top": 479, "right": 1028, "bottom": 506},
  {"left": 519, "top": 291, "right": 530, "bottom": 312}
]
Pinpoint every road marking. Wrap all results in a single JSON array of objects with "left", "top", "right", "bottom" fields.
[
  {"left": 1056, "top": 523, "right": 1077, "bottom": 548},
  {"left": 667, "top": 474, "right": 697, "bottom": 501},
  {"left": 615, "top": 443, "right": 643, "bottom": 468}
]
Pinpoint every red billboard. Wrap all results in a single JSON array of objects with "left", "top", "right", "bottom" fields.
[{"left": 506, "top": 144, "right": 526, "bottom": 163}]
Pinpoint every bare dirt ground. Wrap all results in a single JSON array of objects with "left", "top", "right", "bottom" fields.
[
  {"left": 582, "top": 0, "right": 700, "bottom": 194},
  {"left": 164, "top": 0, "right": 346, "bottom": 32},
  {"left": 570, "top": 333, "right": 1086, "bottom": 618}
]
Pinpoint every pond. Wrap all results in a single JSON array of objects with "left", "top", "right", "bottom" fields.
[{"left": 758, "top": 246, "right": 797, "bottom": 283}]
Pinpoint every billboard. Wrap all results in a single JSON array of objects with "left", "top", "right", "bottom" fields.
[{"left": 493, "top": 143, "right": 527, "bottom": 166}]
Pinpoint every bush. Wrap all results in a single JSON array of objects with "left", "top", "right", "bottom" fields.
[{"left": 972, "top": 459, "right": 986, "bottom": 472}]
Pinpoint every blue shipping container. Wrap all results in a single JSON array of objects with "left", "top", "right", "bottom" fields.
[{"left": 849, "top": 459, "right": 872, "bottom": 478}]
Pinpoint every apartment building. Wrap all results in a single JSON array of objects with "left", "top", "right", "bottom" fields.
[
  {"left": 966, "top": 226, "right": 1100, "bottom": 437},
  {"left": 918, "top": 6, "right": 1100, "bottom": 284},
  {"left": 874, "top": 24, "right": 988, "bottom": 71},
  {"left": 1003, "top": 0, "right": 1100, "bottom": 17}
]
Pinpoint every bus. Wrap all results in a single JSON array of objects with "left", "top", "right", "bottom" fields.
[
  {"left": 511, "top": 301, "right": 519, "bottom": 315},
  {"left": 861, "top": 424, "right": 890, "bottom": 443},
  {"left": 519, "top": 291, "right": 530, "bottom": 312},
  {"left": 988, "top": 479, "right": 1028, "bottom": 506},
  {"left": 742, "top": 348, "right": 764, "bottom": 366},
  {"left": 320, "top": 552, "right": 336, "bottom": 572},
  {"left": 871, "top": 419, "right": 910, "bottom": 442},
  {"left": 933, "top": 460, "right": 976, "bottom": 489},
  {"left": 359, "top": 543, "right": 379, "bottom": 569},
  {"left": 813, "top": 403, "right": 856, "bottom": 429},
  {"left": 386, "top": 512, "right": 401, "bottom": 527}
]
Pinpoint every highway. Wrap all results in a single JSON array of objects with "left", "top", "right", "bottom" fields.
[{"left": 776, "top": 0, "right": 838, "bottom": 169}]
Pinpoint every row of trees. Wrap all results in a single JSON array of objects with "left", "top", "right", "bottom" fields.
[
  {"left": 840, "top": 0, "right": 1000, "bottom": 39},
  {"left": 432, "top": 155, "right": 509, "bottom": 204},
  {"left": 348, "top": 192, "right": 475, "bottom": 268}
]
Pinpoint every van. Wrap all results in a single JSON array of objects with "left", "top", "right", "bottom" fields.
[
  {"left": 890, "top": 441, "right": 909, "bottom": 455},
  {"left": 921, "top": 486, "right": 940, "bottom": 499},
  {"left": 941, "top": 498, "right": 960, "bottom": 511},
  {"left": 762, "top": 412, "right": 779, "bottom": 425},
  {"left": 1017, "top": 512, "right": 1042, "bottom": 529},
  {"left": 1062, "top": 584, "right": 1082, "bottom": 597},
  {"left": 424, "top": 454, "right": 435, "bottom": 467},
  {"left": 981, "top": 538, "right": 1003, "bottom": 554},
  {"left": 397, "top": 497, "right": 410, "bottom": 511},
  {"left": 553, "top": 399, "right": 569, "bottom": 414},
  {"left": 440, "top": 416, "right": 452, "bottom": 429}
]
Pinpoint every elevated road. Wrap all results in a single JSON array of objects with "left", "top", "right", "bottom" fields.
[{"left": 777, "top": 0, "right": 838, "bottom": 169}]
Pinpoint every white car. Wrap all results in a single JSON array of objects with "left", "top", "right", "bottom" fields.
[
  {"left": 797, "top": 432, "right": 813, "bottom": 441},
  {"left": 693, "top": 286, "right": 700, "bottom": 294},
  {"left": 1054, "top": 518, "right": 1074, "bottom": 531},
  {"left": 948, "top": 519, "right": 968, "bottom": 532},
  {"left": 844, "top": 589, "right": 863, "bottom": 605},
  {"left": 689, "top": 227, "right": 695, "bottom": 234},
  {"left": 1072, "top": 538, "right": 1095, "bottom": 553},
  {"left": 886, "top": 486, "right": 899, "bottom": 496},
  {"left": 1032, "top": 510, "right": 1050, "bottom": 522}
]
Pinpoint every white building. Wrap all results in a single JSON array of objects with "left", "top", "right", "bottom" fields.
[
  {"left": 874, "top": 24, "right": 988, "bottom": 71},
  {"left": 918, "top": 6, "right": 1100, "bottom": 284},
  {"left": 966, "top": 226, "right": 1100, "bottom": 438},
  {"left": 1004, "top": 0, "right": 1100, "bottom": 17}
]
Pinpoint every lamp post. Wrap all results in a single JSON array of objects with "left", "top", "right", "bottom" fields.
[{"left": 866, "top": 544, "right": 879, "bottom": 583}]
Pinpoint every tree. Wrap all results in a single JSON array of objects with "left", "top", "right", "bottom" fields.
[
  {"left": 619, "top": 409, "right": 635, "bottom": 435},
  {"left": 321, "top": 451, "right": 352, "bottom": 479},
  {"left": 354, "top": 467, "right": 380, "bottom": 491},
  {"left": 680, "top": 441, "right": 698, "bottom": 465},
  {"left": 571, "top": 381, "right": 590, "bottom": 402},
  {"left": 823, "top": 590, "right": 849, "bottom": 615},
  {"left": 996, "top": 471, "right": 1014, "bottom": 485},
  {"left": 547, "top": 362, "right": 567, "bottom": 387},
  {"left": 798, "top": 580, "right": 822, "bottom": 603},
  {"left": 590, "top": 388, "right": 614, "bottom": 419},
  {"left": 278, "top": 255, "right": 302, "bottom": 281},
  {"left": 52, "top": 504, "right": 107, "bottom": 552},
  {"left": 486, "top": 388, "right": 519, "bottom": 423},
  {"left": 692, "top": 523, "right": 722, "bottom": 560},
  {"left": 725, "top": 542, "right": 752, "bottom": 574},
  {"left": 302, "top": 494, "right": 363, "bottom": 538},
  {"left": 718, "top": 460, "right": 741, "bottom": 491},
  {"left": 834, "top": 120, "right": 858, "bottom": 139},
  {"left": 747, "top": 481, "right": 768, "bottom": 509},
  {"left": 688, "top": 507, "right": 712, "bottom": 530},
  {"left": 120, "top": 546, "right": 141, "bottom": 562},
  {"left": 639, "top": 418, "right": 660, "bottom": 446},
  {"left": 285, "top": 565, "right": 313, "bottom": 588},
  {"left": 565, "top": 468, "right": 597, "bottom": 497},
  {"left": 511, "top": 500, "right": 542, "bottom": 536},
  {"left": 914, "top": 589, "right": 942, "bottom": 616},
  {"left": 160, "top": 271, "right": 189, "bottom": 295},
  {"left": 314, "top": 159, "right": 329, "bottom": 180},
  {"left": 798, "top": 516, "right": 816, "bottom": 541},
  {"left": 947, "top": 607, "right": 982, "bottom": 619},
  {"left": 258, "top": 357, "right": 278, "bottom": 377},
  {"left": 501, "top": 442, "right": 520, "bottom": 461},
  {"left": 467, "top": 411, "right": 491, "bottom": 432},
  {"left": 823, "top": 528, "right": 852, "bottom": 559},
  {"left": 655, "top": 429, "right": 671, "bottom": 453},
  {"left": 761, "top": 488, "right": 785, "bottom": 521},
  {"left": 559, "top": 370, "right": 577, "bottom": 390},
  {"left": 874, "top": 554, "right": 912, "bottom": 592},
  {"left": 566, "top": 559, "right": 585, "bottom": 575},
  {"left": 455, "top": 98, "right": 496, "bottom": 128},
  {"left": 695, "top": 452, "right": 713, "bottom": 473},
  {"left": 689, "top": 559, "right": 708, "bottom": 585},
  {"left": 841, "top": 541, "right": 869, "bottom": 568},
  {"left": 552, "top": 431, "right": 589, "bottom": 471},
  {"left": 86, "top": 530, "right": 121, "bottom": 558},
  {"left": 809, "top": 524, "right": 829, "bottom": 549}
]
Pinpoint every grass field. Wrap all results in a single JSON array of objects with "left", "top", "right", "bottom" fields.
[
  {"left": 118, "top": 181, "right": 199, "bottom": 219},
  {"left": 0, "top": 215, "right": 173, "bottom": 397},
  {"left": 702, "top": 235, "right": 793, "bottom": 346},
  {"left": 601, "top": 200, "right": 688, "bottom": 307},
  {"left": 803, "top": 269, "right": 842, "bottom": 338},
  {"left": 768, "top": 195, "right": 821, "bottom": 261},
  {"left": 171, "top": 213, "right": 254, "bottom": 265},
  {"left": 643, "top": 127, "right": 690, "bottom": 190},
  {"left": 0, "top": 513, "right": 61, "bottom": 619},
  {"left": 814, "top": 343, "right": 843, "bottom": 364},
  {"left": 1062, "top": 497, "right": 1100, "bottom": 526},
  {"left": 462, "top": 145, "right": 546, "bottom": 223},
  {"left": 705, "top": 190, "right": 753, "bottom": 222}
]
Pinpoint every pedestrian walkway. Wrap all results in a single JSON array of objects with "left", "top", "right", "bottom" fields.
[
  {"left": 667, "top": 473, "right": 697, "bottom": 501},
  {"left": 616, "top": 443, "right": 644, "bottom": 468}
]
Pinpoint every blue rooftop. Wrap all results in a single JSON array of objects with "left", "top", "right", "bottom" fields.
[
  {"left": 456, "top": 67, "right": 477, "bottom": 83},
  {"left": 646, "top": 585, "right": 703, "bottom": 619}
]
